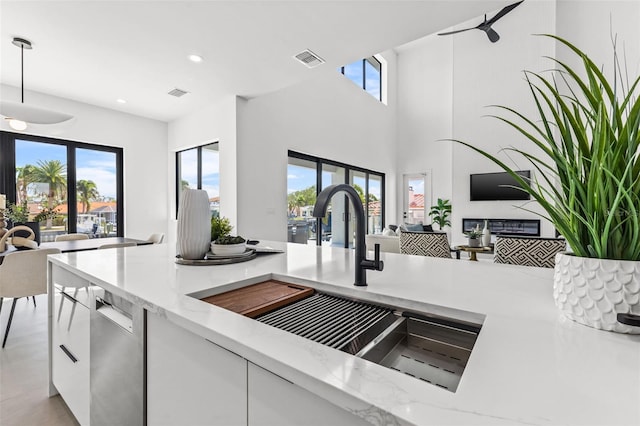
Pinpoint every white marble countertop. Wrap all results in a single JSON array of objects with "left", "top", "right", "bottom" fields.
[{"left": 48, "top": 242, "right": 640, "bottom": 425}]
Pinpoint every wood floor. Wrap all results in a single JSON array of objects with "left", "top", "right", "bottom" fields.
[{"left": 0, "top": 295, "right": 78, "bottom": 426}]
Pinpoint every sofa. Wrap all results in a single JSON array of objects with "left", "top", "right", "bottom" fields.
[{"left": 365, "top": 234, "right": 400, "bottom": 253}]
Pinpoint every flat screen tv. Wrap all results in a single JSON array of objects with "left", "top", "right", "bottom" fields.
[{"left": 470, "top": 170, "right": 531, "bottom": 201}]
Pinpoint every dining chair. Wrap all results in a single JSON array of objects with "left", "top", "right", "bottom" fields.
[
  {"left": 98, "top": 242, "right": 137, "bottom": 249},
  {"left": 494, "top": 236, "right": 566, "bottom": 268},
  {"left": 400, "top": 231, "right": 460, "bottom": 259},
  {"left": 55, "top": 233, "right": 90, "bottom": 242},
  {"left": 147, "top": 233, "right": 164, "bottom": 244},
  {"left": 0, "top": 248, "right": 61, "bottom": 347}
]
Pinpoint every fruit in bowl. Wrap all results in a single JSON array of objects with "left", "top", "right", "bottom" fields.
[{"left": 210, "top": 235, "right": 247, "bottom": 255}]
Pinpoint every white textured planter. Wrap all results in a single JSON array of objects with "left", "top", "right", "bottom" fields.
[
  {"left": 553, "top": 252, "right": 640, "bottom": 334},
  {"left": 177, "top": 189, "right": 211, "bottom": 260}
]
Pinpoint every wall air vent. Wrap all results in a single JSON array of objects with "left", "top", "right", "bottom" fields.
[
  {"left": 168, "top": 88, "right": 189, "bottom": 97},
  {"left": 293, "top": 49, "right": 325, "bottom": 68}
]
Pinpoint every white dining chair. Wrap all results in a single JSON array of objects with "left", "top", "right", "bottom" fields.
[
  {"left": 55, "top": 233, "right": 90, "bottom": 242},
  {"left": 147, "top": 233, "right": 164, "bottom": 244},
  {"left": 0, "top": 248, "right": 61, "bottom": 347}
]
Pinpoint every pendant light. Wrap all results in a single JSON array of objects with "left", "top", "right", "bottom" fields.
[{"left": 1, "top": 37, "right": 74, "bottom": 131}]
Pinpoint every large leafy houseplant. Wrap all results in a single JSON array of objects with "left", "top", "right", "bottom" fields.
[
  {"left": 455, "top": 35, "right": 640, "bottom": 262},
  {"left": 428, "top": 198, "right": 452, "bottom": 230},
  {"left": 453, "top": 34, "right": 640, "bottom": 333}
]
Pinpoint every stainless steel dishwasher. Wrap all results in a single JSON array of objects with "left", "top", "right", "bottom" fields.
[{"left": 90, "top": 287, "right": 145, "bottom": 425}]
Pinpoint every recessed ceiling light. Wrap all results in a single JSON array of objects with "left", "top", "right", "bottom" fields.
[
  {"left": 117, "top": 99, "right": 127, "bottom": 104},
  {"left": 188, "top": 54, "right": 203, "bottom": 63}
]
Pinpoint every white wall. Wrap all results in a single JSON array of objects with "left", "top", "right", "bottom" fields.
[
  {"left": 1, "top": 84, "right": 168, "bottom": 241},
  {"left": 556, "top": 0, "right": 640, "bottom": 82},
  {"left": 450, "top": 0, "right": 557, "bottom": 244},
  {"left": 396, "top": 34, "right": 454, "bottom": 226},
  {"left": 397, "top": 1, "right": 557, "bottom": 243},
  {"left": 167, "top": 95, "right": 238, "bottom": 246},
  {"left": 236, "top": 50, "right": 398, "bottom": 242},
  {"left": 395, "top": 0, "right": 640, "bottom": 244}
]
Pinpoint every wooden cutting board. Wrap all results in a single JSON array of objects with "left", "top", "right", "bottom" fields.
[{"left": 201, "top": 280, "right": 314, "bottom": 318}]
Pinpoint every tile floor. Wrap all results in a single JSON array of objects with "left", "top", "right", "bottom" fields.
[{"left": 0, "top": 295, "right": 78, "bottom": 426}]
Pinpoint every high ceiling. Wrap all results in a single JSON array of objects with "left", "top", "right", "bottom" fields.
[{"left": 1, "top": 1, "right": 509, "bottom": 122}]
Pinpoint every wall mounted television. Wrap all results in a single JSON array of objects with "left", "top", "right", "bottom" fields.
[{"left": 470, "top": 170, "right": 531, "bottom": 201}]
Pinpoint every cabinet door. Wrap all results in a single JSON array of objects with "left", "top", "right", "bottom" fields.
[
  {"left": 51, "top": 290, "right": 90, "bottom": 426},
  {"left": 147, "top": 313, "right": 247, "bottom": 426},
  {"left": 248, "top": 363, "right": 369, "bottom": 426}
]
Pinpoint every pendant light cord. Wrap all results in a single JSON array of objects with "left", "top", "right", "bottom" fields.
[{"left": 21, "top": 43, "right": 24, "bottom": 103}]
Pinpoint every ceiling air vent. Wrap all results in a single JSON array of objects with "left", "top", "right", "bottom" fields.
[
  {"left": 168, "top": 88, "right": 189, "bottom": 98},
  {"left": 293, "top": 49, "right": 325, "bottom": 68}
]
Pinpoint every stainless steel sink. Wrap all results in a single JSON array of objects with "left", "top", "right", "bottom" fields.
[{"left": 254, "top": 291, "right": 480, "bottom": 392}]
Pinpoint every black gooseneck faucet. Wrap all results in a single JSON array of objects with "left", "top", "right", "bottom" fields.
[{"left": 312, "top": 184, "right": 384, "bottom": 286}]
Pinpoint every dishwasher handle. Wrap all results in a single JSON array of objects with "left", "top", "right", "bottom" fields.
[{"left": 95, "top": 297, "right": 133, "bottom": 333}]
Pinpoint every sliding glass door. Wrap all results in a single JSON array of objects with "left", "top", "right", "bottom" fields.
[
  {"left": 1, "top": 132, "right": 123, "bottom": 241},
  {"left": 287, "top": 151, "right": 385, "bottom": 247}
]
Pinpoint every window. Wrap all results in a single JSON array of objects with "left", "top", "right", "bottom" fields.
[
  {"left": 176, "top": 142, "right": 219, "bottom": 217},
  {"left": 287, "top": 151, "right": 385, "bottom": 247},
  {"left": 340, "top": 56, "right": 382, "bottom": 102},
  {"left": 0, "top": 131, "right": 123, "bottom": 241}
]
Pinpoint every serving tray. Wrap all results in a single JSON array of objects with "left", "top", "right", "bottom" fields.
[{"left": 175, "top": 248, "right": 257, "bottom": 265}]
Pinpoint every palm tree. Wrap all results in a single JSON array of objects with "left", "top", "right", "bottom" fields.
[
  {"left": 15, "top": 164, "right": 37, "bottom": 205},
  {"left": 77, "top": 180, "right": 100, "bottom": 214},
  {"left": 32, "top": 159, "right": 67, "bottom": 210}
]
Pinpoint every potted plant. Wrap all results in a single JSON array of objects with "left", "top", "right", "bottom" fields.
[
  {"left": 34, "top": 206, "right": 58, "bottom": 229},
  {"left": 211, "top": 215, "right": 233, "bottom": 242},
  {"left": 211, "top": 235, "right": 247, "bottom": 256},
  {"left": 428, "top": 198, "right": 451, "bottom": 230},
  {"left": 465, "top": 227, "right": 483, "bottom": 248},
  {"left": 210, "top": 216, "right": 247, "bottom": 255},
  {"left": 454, "top": 35, "right": 640, "bottom": 333},
  {"left": 6, "top": 201, "right": 41, "bottom": 245}
]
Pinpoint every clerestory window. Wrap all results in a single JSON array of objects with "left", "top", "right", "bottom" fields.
[{"left": 339, "top": 56, "right": 382, "bottom": 102}]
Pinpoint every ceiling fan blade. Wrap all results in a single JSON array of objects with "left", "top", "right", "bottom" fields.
[
  {"left": 486, "top": 0, "right": 524, "bottom": 26},
  {"left": 437, "top": 27, "right": 475, "bottom": 36},
  {"left": 486, "top": 28, "right": 500, "bottom": 43}
]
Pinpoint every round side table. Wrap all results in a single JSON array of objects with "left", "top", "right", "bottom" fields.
[{"left": 455, "top": 245, "right": 492, "bottom": 261}]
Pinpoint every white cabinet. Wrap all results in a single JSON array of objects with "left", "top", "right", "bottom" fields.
[
  {"left": 146, "top": 313, "right": 248, "bottom": 426},
  {"left": 50, "top": 266, "right": 91, "bottom": 426},
  {"left": 247, "top": 362, "right": 369, "bottom": 426}
]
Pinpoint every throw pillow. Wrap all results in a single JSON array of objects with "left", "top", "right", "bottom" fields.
[
  {"left": 382, "top": 228, "right": 396, "bottom": 237},
  {"left": 405, "top": 223, "right": 424, "bottom": 232},
  {"left": 388, "top": 224, "right": 398, "bottom": 232},
  {"left": 423, "top": 224, "right": 433, "bottom": 232}
]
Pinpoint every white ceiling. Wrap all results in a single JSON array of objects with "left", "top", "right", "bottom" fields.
[{"left": 0, "top": 0, "right": 509, "bottom": 122}]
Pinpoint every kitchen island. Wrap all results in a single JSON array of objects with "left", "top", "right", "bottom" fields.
[{"left": 47, "top": 242, "right": 640, "bottom": 425}]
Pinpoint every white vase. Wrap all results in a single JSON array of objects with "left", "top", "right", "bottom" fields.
[
  {"left": 482, "top": 220, "right": 491, "bottom": 247},
  {"left": 177, "top": 189, "right": 211, "bottom": 260},
  {"left": 553, "top": 252, "right": 640, "bottom": 334}
]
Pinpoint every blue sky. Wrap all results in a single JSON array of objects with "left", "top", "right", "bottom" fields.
[
  {"left": 16, "top": 139, "right": 118, "bottom": 199},
  {"left": 342, "top": 59, "right": 381, "bottom": 100},
  {"left": 179, "top": 147, "right": 220, "bottom": 198}
]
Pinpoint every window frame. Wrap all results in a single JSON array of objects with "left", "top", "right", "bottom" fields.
[
  {"left": 340, "top": 56, "right": 383, "bottom": 102},
  {"left": 288, "top": 150, "right": 385, "bottom": 247},
  {"left": 175, "top": 142, "right": 219, "bottom": 217},
  {"left": 0, "top": 130, "right": 124, "bottom": 236}
]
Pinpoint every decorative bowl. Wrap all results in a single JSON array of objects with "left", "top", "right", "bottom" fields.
[{"left": 210, "top": 242, "right": 246, "bottom": 256}]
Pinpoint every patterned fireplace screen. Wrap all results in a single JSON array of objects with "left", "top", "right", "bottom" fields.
[{"left": 462, "top": 218, "right": 540, "bottom": 237}]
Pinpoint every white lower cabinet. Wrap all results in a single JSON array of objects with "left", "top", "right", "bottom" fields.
[
  {"left": 51, "top": 288, "right": 90, "bottom": 426},
  {"left": 146, "top": 313, "right": 248, "bottom": 425},
  {"left": 247, "top": 362, "right": 369, "bottom": 426}
]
